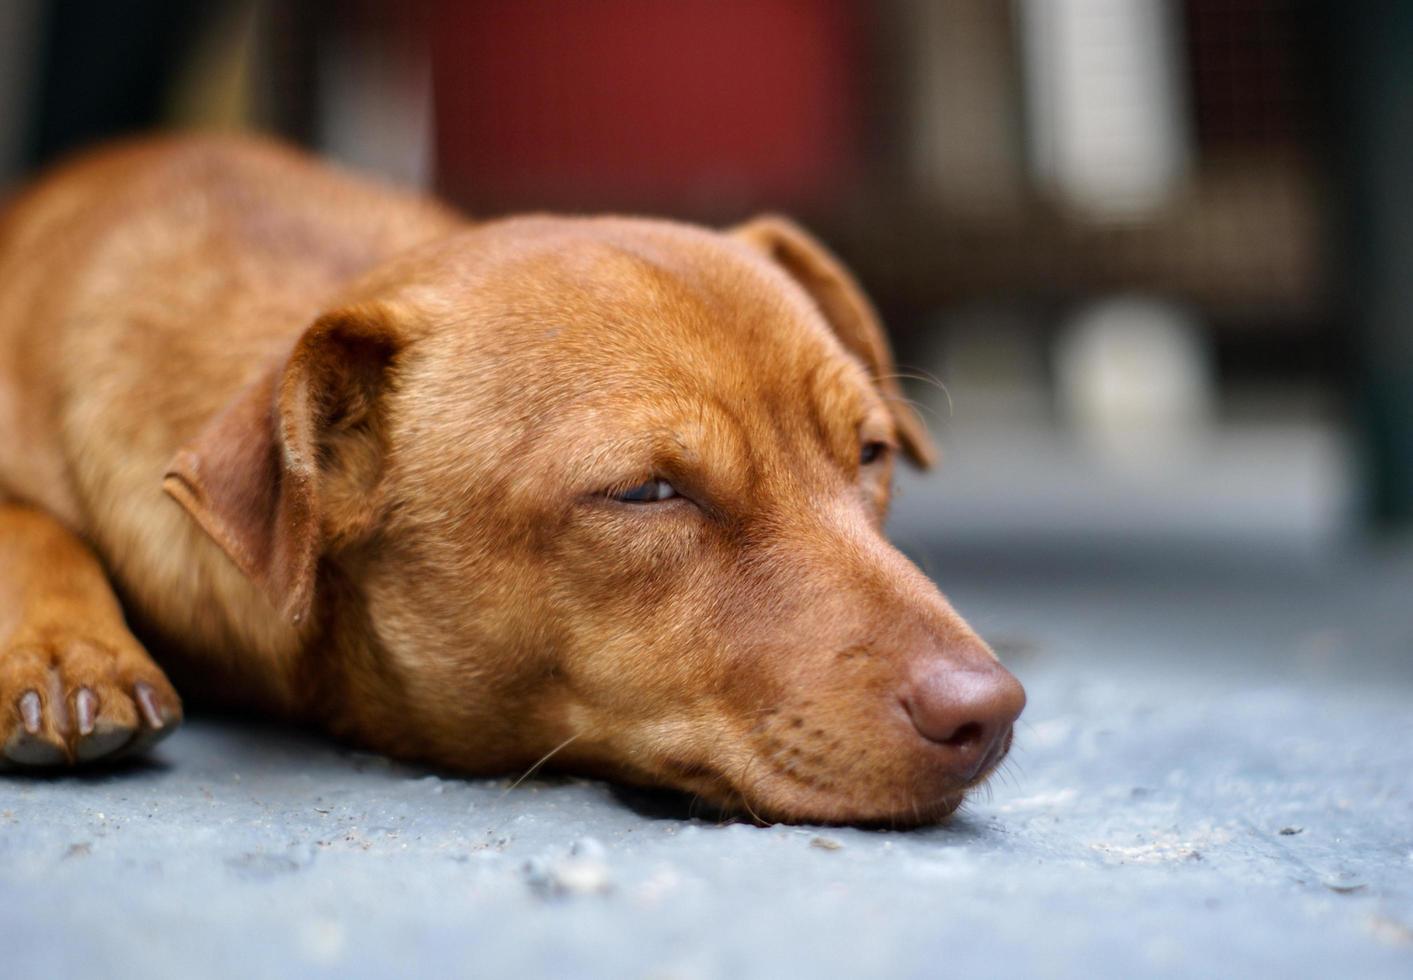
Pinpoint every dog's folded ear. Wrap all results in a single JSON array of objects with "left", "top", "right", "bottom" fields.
[
  {"left": 731, "top": 215, "right": 936, "bottom": 468},
  {"left": 162, "top": 305, "right": 401, "bottom": 625}
]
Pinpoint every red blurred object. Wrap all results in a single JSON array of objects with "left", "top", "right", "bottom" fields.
[{"left": 429, "top": 0, "right": 868, "bottom": 214}]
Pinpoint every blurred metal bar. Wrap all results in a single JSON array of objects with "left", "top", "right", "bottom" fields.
[
  {"left": 0, "top": 0, "right": 41, "bottom": 185},
  {"left": 1328, "top": 2, "right": 1413, "bottom": 525}
]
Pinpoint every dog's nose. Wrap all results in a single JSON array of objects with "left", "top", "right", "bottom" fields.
[{"left": 901, "top": 654, "right": 1026, "bottom": 780}]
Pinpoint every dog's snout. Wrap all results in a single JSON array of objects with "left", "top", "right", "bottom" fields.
[{"left": 901, "top": 654, "right": 1026, "bottom": 780}]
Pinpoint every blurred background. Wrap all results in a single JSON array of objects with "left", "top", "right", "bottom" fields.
[{"left": 2, "top": 0, "right": 1411, "bottom": 569}]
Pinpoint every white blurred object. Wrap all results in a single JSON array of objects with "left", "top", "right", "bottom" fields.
[
  {"left": 1018, "top": 0, "right": 1192, "bottom": 218},
  {"left": 1054, "top": 296, "right": 1214, "bottom": 466},
  {"left": 318, "top": 31, "right": 434, "bottom": 190}
]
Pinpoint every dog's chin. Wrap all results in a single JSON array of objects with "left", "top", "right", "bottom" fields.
[
  {"left": 742, "top": 785, "right": 970, "bottom": 828},
  {"left": 723, "top": 735, "right": 1014, "bottom": 827},
  {"left": 658, "top": 766, "right": 984, "bottom": 828}
]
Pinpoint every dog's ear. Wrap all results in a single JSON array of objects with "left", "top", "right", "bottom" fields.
[
  {"left": 162, "top": 305, "right": 400, "bottom": 625},
  {"left": 732, "top": 215, "right": 936, "bottom": 468}
]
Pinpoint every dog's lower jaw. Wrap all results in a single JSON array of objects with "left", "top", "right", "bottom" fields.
[
  {"left": 722, "top": 781, "right": 970, "bottom": 828},
  {"left": 651, "top": 742, "right": 1013, "bottom": 828}
]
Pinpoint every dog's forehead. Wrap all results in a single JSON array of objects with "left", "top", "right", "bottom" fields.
[
  {"left": 422, "top": 217, "right": 839, "bottom": 358},
  {"left": 398, "top": 217, "right": 875, "bottom": 406}
]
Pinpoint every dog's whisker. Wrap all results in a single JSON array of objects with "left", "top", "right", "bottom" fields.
[
  {"left": 883, "top": 392, "right": 948, "bottom": 424},
  {"left": 991, "top": 765, "right": 1013, "bottom": 793},
  {"left": 733, "top": 752, "right": 771, "bottom": 826},
  {"left": 500, "top": 733, "right": 583, "bottom": 797},
  {"left": 878, "top": 367, "right": 948, "bottom": 391},
  {"left": 878, "top": 368, "right": 955, "bottom": 418},
  {"left": 737, "top": 789, "right": 768, "bottom": 827}
]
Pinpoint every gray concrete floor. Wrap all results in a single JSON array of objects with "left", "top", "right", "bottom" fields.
[
  {"left": 3, "top": 534, "right": 1410, "bottom": 978},
  {"left": 3, "top": 420, "right": 1411, "bottom": 977}
]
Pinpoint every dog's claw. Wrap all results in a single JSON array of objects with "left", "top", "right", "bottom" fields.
[
  {"left": 18, "top": 691, "right": 42, "bottom": 735},
  {"left": 74, "top": 687, "right": 97, "bottom": 736},
  {"left": 121, "top": 682, "right": 178, "bottom": 759},
  {"left": 134, "top": 683, "right": 164, "bottom": 729}
]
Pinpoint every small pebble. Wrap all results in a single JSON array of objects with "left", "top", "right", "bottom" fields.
[
  {"left": 571, "top": 836, "right": 607, "bottom": 859},
  {"left": 523, "top": 853, "right": 613, "bottom": 898}
]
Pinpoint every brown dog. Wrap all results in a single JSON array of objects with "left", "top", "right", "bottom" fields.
[{"left": 0, "top": 136, "right": 1023, "bottom": 824}]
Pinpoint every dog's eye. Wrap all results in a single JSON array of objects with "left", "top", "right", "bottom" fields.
[
  {"left": 860, "top": 441, "right": 890, "bottom": 466},
  {"left": 615, "top": 478, "right": 678, "bottom": 503}
]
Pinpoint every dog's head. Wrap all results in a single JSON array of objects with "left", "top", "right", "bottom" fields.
[{"left": 165, "top": 215, "right": 1024, "bottom": 825}]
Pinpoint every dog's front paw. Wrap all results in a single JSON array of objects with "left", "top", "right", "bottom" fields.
[{"left": 1, "top": 624, "right": 182, "bottom": 768}]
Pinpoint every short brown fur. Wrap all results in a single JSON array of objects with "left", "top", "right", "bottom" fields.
[{"left": 0, "top": 136, "right": 1021, "bottom": 824}]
